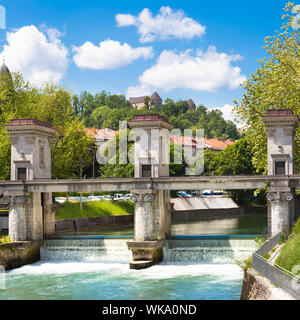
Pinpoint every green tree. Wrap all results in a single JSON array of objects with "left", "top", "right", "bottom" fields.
[
  {"left": 0, "top": 72, "right": 93, "bottom": 180},
  {"left": 234, "top": 3, "right": 300, "bottom": 173},
  {"left": 51, "top": 119, "right": 95, "bottom": 178}
]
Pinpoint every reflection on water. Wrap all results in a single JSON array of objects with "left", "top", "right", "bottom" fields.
[
  {"left": 57, "top": 213, "right": 267, "bottom": 237},
  {"left": 172, "top": 214, "right": 267, "bottom": 236}
]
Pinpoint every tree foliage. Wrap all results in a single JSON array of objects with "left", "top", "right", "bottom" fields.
[
  {"left": 73, "top": 92, "right": 240, "bottom": 141},
  {"left": 0, "top": 72, "right": 94, "bottom": 180},
  {"left": 234, "top": 3, "right": 300, "bottom": 173}
]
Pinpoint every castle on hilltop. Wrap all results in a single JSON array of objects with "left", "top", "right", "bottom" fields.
[{"left": 129, "top": 91, "right": 196, "bottom": 110}]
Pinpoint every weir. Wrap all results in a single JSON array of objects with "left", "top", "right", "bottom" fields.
[{"left": 40, "top": 238, "right": 258, "bottom": 264}]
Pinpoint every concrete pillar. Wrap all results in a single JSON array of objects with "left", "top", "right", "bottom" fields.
[
  {"left": 4, "top": 119, "right": 56, "bottom": 241},
  {"left": 4, "top": 196, "right": 28, "bottom": 241},
  {"left": 262, "top": 110, "right": 299, "bottom": 237},
  {"left": 127, "top": 114, "right": 173, "bottom": 269},
  {"left": 266, "top": 191, "right": 293, "bottom": 237},
  {"left": 43, "top": 192, "right": 56, "bottom": 237},
  {"left": 131, "top": 193, "right": 155, "bottom": 241}
]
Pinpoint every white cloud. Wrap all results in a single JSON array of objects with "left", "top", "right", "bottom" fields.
[
  {"left": 127, "top": 46, "right": 246, "bottom": 97},
  {"left": 72, "top": 39, "right": 153, "bottom": 70},
  {"left": 213, "top": 104, "right": 236, "bottom": 122},
  {"left": 0, "top": 25, "right": 69, "bottom": 86},
  {"left": 213, "top": 104, "right": 245, "bottom": 128},
  {"left": 116, "top": 6, "right": 206, "bottom": 43}
]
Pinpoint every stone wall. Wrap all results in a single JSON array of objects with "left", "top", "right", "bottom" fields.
[
  {"left": 171, "top": 206, "right": 266, "bottom": 223},
  {"left": 55, "top": 214, "right": 134, "bottom": 233},
  {"left": 0, "top": 241, "right": 43, "bottom": 270},
  {"left": 241, "top": 268, "right": 295, "bottom": 300}
]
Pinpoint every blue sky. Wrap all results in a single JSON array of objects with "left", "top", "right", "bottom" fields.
[{"left": 0, "top": 0, "right": 293, "bottom": 121}]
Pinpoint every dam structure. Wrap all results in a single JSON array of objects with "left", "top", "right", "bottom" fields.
[{"left": 0, "top": 110, "right": 300, "bottom": 270}]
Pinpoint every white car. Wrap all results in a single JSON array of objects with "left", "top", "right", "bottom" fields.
[
  {"left": 87, "top": 196, "right": 100, "bottom": 202},
  {"left": 55, "top": 197, "right": 66, "bottom": 204},
  {"left": 123, "top": 194, "right": 132, "bottom": 200},
  {"left": 104, "top": 195, "right": 112, "bottom": 201},
  {"left": 114, "top": 194, "right": 123, "bottom": 201}
]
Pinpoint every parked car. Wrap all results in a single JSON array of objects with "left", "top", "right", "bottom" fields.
[
  {"left": 104, "top": 195, "right": 112, "bottom": 201},
  {"left": 55, "top": 197, "right": 66, "bottom": 204},
  {"left": 123, "top": 193, "right": 132, "bottom": 200},
  {"left": 213, "top": 190, "right": 224, "bottom": 196},
  {"left": 87, "top": 196, "right": 100, "bottom": 202},
  {"left": 68, "top": 196, "right": 79, "bottom": 203},
  {"left": 177, "top": 191, "right": 192, "bottom": 198},
  {"left": 114, "top": 194, "right": 123, "bottom": 201},
  {"left": 202, "top": 189, "right": 213, "bottom": 196}
]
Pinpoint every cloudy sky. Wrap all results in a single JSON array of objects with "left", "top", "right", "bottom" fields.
[{"left": 0, "top": 0, "right": 289, "bottom": 122}]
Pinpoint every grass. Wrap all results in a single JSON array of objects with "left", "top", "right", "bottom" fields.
[
  {"left": 0, "top": 232, "right": 9, "bottom": 245},
  {"left": 55, "top": 200, "right": 134, "bottom": 220},
  {"left": 237, "top": 255, "right": 252, "bottom": 271},
  {"left": 264, "top": 253, "right": 270, "bottom": 260},
  {"left": 275, "top": 218, "right": 300, "bottom": 274}
]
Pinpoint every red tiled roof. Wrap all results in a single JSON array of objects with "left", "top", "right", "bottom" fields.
[
  {"left": 170, "top": 135, "right": 234, "bottom": 150},
  {"left": 204, "top": 138, "right": 234, "bottom": 150},
  {"left": 85, "top": 128, "right": 234, "bottom": 151},
  {"left": 84, "top": 128, "right": 118, "bottom": 140}
]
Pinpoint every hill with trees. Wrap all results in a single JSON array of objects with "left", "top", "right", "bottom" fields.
[{"left": 72, "top": 91, "right": 240, "bottom": 141}]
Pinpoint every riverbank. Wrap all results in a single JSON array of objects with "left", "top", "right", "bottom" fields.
[
  {"left": 0, "top": 241, "right": 43, "bottom": 270},
  {"left": 241, "top": 267, "right": 295, "bottom": 300}
]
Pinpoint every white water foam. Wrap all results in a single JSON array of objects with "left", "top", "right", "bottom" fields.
[{"left": 8, "top": 261, "right": 243, "bottom": 281}]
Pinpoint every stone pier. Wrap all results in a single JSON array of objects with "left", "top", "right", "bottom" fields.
[
  {"left": 4, "top": 119, "right": 56, "bottom": 241},
  {"left": 127, "top": 115, "right": 172, "bottom": 269},
  {"left": 263, "top": 109, "right": 299, "bottom": 237}
]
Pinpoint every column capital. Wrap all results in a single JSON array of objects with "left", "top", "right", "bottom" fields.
[
  {"left": 266, "top": 192, "right": 293, "bottom": 202},
  {"left": 131, "top": 193, "right": 156, "bottom": 203},
  {"left": 0, "top": 196, "right": 28, "bottom": 205}
]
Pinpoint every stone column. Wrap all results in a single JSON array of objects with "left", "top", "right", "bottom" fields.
[
  {"left": 43, "top": 193, "right": 55, "bottom": 238},
  {"left": 0, "top": 196, "right": 28, "bottom": 241},
  {"left": 25, "top": 193, "right": 43, "bottom": 240},
  {"left": 131, "top": 193, "right": 156, "bottom": 241},
  {"left": 266, "top": 191, "right": 293, "bottom": 237},
  {"left": 127, "top": 192, "right": 165, "bottom": 269}
]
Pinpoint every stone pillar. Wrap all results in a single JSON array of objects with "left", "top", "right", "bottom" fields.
[
  {"left": 262, "top": 110, "right": 299, "bottom": 237},
  {"left": 131, "top": 193, "right": 156, "bottom": 241},
  {"left": 127, "top": 114, "right": 173, "bottom": 269},
  {"left": 0, "top": 196, "right": 28, "bottom": 241},
  {"left": 267, "top": 191, "right": 293, "bottom": 237},
  {"left": 4, "top": 119, "right": 56, "bottom": 241},
  {"left": 43, "top": 192, "right": 56, "bottom": 237}
]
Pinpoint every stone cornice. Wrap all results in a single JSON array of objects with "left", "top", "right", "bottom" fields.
[{"left": 4, "top": 124, "right": 57, "bottom": 139}]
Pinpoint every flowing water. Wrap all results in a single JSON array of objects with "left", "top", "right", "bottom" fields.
[{"left": 0, "top": 237, "right": 258, "bottom": 300}]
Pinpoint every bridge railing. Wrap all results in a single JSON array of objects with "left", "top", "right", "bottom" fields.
[{"left": 252, "top": 233, "right": 300, "bottom": 300}]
